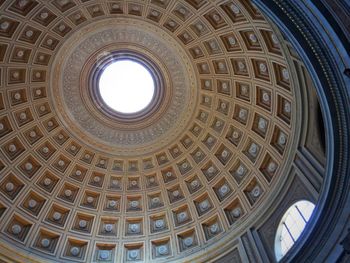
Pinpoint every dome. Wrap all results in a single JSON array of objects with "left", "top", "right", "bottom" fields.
[{"left": 0, "top": 1, "right": 349, "bottom": 263}]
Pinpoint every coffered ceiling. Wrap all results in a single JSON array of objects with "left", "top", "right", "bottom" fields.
[{"left": 0, "top": 0, "right": 305, "bottom": 262}]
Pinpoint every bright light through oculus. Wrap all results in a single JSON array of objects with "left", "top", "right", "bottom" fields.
[{"left": 99, "top": 60, "right": 155, "bottom": 114}]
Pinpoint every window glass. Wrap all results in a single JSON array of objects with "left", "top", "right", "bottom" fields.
[{"left": 275, "top": 200, "right": 315, "bottom": 261}]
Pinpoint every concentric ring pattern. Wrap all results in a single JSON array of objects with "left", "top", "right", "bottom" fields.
[{"left": 0, "top": 0, "right": 300, "bottom": 262}]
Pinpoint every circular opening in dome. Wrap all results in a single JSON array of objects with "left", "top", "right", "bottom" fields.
[{"left": 98, "top": 60, "right": 155, "bottom": 114}]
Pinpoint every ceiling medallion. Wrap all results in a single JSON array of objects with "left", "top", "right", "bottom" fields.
[{"left": 50, "top": 19, "right": 198, "bottom": 155}]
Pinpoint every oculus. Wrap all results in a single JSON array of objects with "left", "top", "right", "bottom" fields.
[{"left": 98, "top": 60, "right": 155, "bottom": 114}]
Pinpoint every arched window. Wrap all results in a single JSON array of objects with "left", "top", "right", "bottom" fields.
[{"left": 274, "top": 200, "right": 315, "bottom": 261}]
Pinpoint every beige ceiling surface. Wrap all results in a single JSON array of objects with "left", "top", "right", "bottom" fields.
[{"left": 0, "top": 0, "right": 300, "bottom": 262}]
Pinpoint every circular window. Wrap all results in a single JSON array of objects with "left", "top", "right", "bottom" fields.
[
  {"left": 98, "top": 60, "right": 155, "bottom": 114},
  {"left": 274, "top": 200, "right": 315, "bottom": 261}
]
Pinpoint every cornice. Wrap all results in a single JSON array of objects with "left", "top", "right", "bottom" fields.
[{"left": 253, "top": 0, "right": 350, "bottom": 261}]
